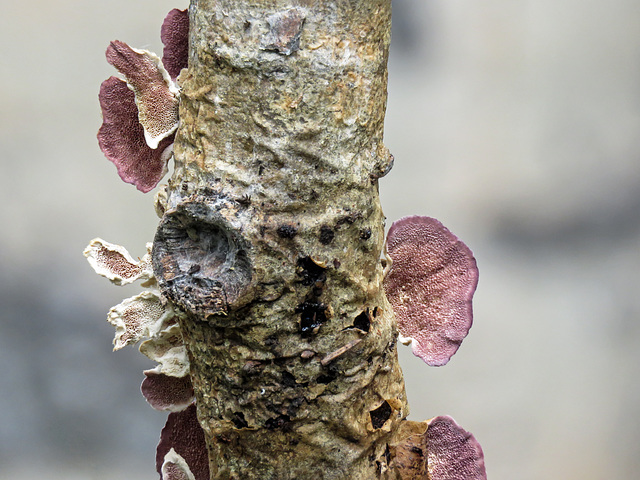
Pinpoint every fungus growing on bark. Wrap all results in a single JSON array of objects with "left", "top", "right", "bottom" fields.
[
  {"left": 98, "top": 77, "right": 174, "bottom": 193},
  {"left": 84, "top": 238, "right": 153, "bottom": 285},
  {"left": 425, "top": 416, "right": 487, "bottom": 480},
  {"left": 139, "top": 323, "right": 191, "bottom": 378},
  {"left": 389, "top": 417, "right": 487, "bottom": 479},
  {"left": 383, "top": 216, "right": 478, "bottom": 366},
  {"left": 161, "top": 9, "right": 189, "bottom": 80},
  {"left": 97, "top": 9, "right": 188, "bottom": 192},
  {"left": 107, "top": 290, "right": 175, "bottom": 350},
  {"left": 156, "top": 405, "right": 209, "bottom": 480},
  {"left": 141, "top": 369, "right": 194, "bottom": 412},
  {"left": 161, "top": 448, "right": 197, "bottom": 480},
  {"left": 105, "top": 40, "right": 179, "bottom": 149}
]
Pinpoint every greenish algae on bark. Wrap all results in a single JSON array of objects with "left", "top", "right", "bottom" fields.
[{"left": 152, "top": 1, "right": 410, "bottom": 478}]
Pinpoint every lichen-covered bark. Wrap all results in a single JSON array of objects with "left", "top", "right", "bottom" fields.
[{"left": 152, "top": 1, "right": 407, "bottom": 478}]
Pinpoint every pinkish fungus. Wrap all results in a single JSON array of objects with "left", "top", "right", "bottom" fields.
[
  {"left": 105, "top": 40, "right": 179, "bottom": 149},
  {"left": 157, "top": 405, "right": 209, "bottom": 480},
  {"left": 425, "top": 416, "right": 487, "bottom": 480},
  {"left": 141, "top": 369, "right": 194, "bottom": 412},
  {"left": 98, "top": 77, "right": 174, "bottom": 192},
  {"left": 383, "top": 216, "right": 478, "bottom": 366},
  {"left": 161, "top": 9, "right": 189, "bottom": 80},
  {"left": 161, "top": 448, "right": 197, "bottom": 480},
  {"left": 97, "top": 9, "right": 189, "bottom": 193}
]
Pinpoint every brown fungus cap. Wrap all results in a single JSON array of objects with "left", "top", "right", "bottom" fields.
[
  {"left": 426, "top": 416, "right": 487, "bottom": 480},
  {"left": 383, "top": 216, "right": 478, "bottom": 366},
  {"left": 156, "top": 405, "right": 209, "bottom": 480}
]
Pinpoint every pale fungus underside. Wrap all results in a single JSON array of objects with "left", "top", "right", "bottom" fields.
[{"left": 87, "top": 3, "right": 486, "bottom": 479}]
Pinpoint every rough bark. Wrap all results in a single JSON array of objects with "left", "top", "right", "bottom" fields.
[{"left": 152, "top": 1, "right": 408, "bottom": 478}]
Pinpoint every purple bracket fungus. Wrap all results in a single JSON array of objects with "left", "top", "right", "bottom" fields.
[
  {"left": 105, "top": 40, "right": 179, "bottom": 149},
  {"left": 425, "top": 416, "right": 487, "bottom": 480},
  {"left": 383, "top": 216, "right": 479, "bottom": 366},
  {"left": 389, "top": 417, "right": 486, "bottom": 480},
  {"left": 141, "top": 369, "right": 194, "bottom": 412},
  {"left": 98, "top": 77, "right": 174, "bottom": 193},
  {"left": 161, "top": 448, "right": 197, "bottom": 480},
  {"left": 84, "top": 238, "right": 153, "bottom": 285},
  {"left": 157, "top": 405, "right": 210, "bottom": 480},
  {"left": 107, "top": 290, "right": 176, "bottom": 350},
  {"left": 161, "top": 9, "right": 189, "bottom": 80},
  {"left": 97, "top": 9, "right": 189, "bottom": 192}
]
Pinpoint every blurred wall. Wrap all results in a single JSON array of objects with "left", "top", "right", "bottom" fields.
[{"left": 1, "top": 1, "right": 639, "bottom": 478}]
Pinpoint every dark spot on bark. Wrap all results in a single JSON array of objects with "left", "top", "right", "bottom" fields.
[
  {"left": 232, "top": 412, "right": 248, "bottom": 429},
  {"left": 370, "top": 401, "right": 392, "bottom": 429},
  {"left": 236, "top": 194, "right": 252, "bottom": 207},
  {"left": 372, "top": 306, "right": 379, "bottom": 317},
  {"left": 384, "top": 444, "right": 391, "bottom": 465},
  {"left": 410, "top": 446, "right": 424, "bottom": 456},
  {"left": 259, "top": 225, "right": 267, "bottom": 237},
  {"left": 360, "top": 228, "right": 372, "bottom": 240},
  {"left": 317, "top": 363, "right": 338, "bottom": 384},
  {"left": 353, "top": 311, "right": 371, "bottom": 332},
  {"left": 296, "top": 301, "right": 327, "bottom": 337},
  {"left": 297, "top": 256, "right": 326, "bottom": 287},
  {"left": 333, "top": 258, "right": 341, "bottom": 269},
  {"left": 265, "top": 414, "right": 291, "bottom": 430},
  {"left": 281, "top": 371, "right": 297, "bottom": 387},
  {"left": 336, "top": 210, "right": 362, "bottom": 226},
  {"left": 264, "top": 335, "right": 278, "bottom": 347},
  {"left": 287, "top": 397, "right": 305, "bottom": 417},
  {"left": 316, "top": 373, "right": 336, "bottom": 384},
  {"left": 319, "top": 225, "right": 335, "bottom": 245},
  {"left": 277, "top": 224, "right": 298, "bottom": 239}
]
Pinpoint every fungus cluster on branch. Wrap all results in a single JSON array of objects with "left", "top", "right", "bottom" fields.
[{"left": 88, "top": 6, "right": 486, "bottom": 480}]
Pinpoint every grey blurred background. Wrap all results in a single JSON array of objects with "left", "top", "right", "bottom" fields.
[{"left": 1, "top": 1, "right": 639, "bottom": 478}]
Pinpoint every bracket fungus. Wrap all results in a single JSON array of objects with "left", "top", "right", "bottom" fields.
[
  {"left": 425, "top": 416, "right": 487, "bottom": 480},
  {"left": 83, "top": 238, "right": 153, "bottom": 286},
  {"left": 156, "top": 405, "right": 209, "bottom": 480},
  {"left": 107, "top": 290, "right": 176, "bottom": 350},
  {"left": 383, "top": 216, "right": 479, "bottom": 366},
  {"left": 161, "top": 448, "right": 197, "bottom": 480},
  {"left": 390, "top": 416, "right": 487, "bottom": 480},
  {"left": 86, "top": 5, "right": 490, "bottom": 479},
  {"left": 97, "top": 9, "right": 188, "bottom": 192},
  {"left": 141, "top": 369, "right": 194, "bottom": 412}
]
